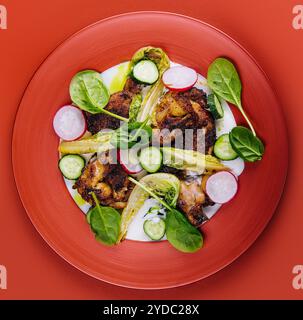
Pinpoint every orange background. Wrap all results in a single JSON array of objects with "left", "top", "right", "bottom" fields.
[{"left": 0, "top": 0, "right": 302, "bottom": 299}]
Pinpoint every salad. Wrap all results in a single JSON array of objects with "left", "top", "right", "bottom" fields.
[{"left": 53, "top": 46, "right": 265, "bottom": 253}]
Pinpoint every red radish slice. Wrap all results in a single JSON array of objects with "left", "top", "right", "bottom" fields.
[
  {"left": 118, "top": 148, "right": 143, "bottom": 174},
  {"left": 53, "top": 105, "right": 86, "bottom": 141},
  {"left": 206, "top": 171, "right": 238, "bottom": 204},
  {"left": 162, "top": 66, "right": 198, "bottom": 91}
]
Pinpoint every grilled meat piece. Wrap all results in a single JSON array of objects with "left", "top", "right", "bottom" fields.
[
  {"left": 154, "top": 88, "right": 216, "bottom": 153},
  {"left": 73, "top": 157, "right": 133, "bottom": 209},
  {"left": 177, "top": 180, "right": 208, "bottom": 227},
  {"left": 86, "top": 78, "right": 142, "bottom": 134},
  {"left": 123, "top": 77, "right": 143, "bottom": 94},
  {"left": 85, "top": 91, "right": 132, "bottom": 134}
]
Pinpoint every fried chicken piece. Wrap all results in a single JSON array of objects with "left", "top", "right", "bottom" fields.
[
  {"left": 85, "top": 91, "right": 132, "bottom": 134},
  {"left": 73, "top": 157, "right": 133, "bottom": 209},
  {"left": 177, "top": 180, "right": 208, "bottom": 227},
  {"left": 104, "top": 165, "right": 133, "bottom": 203},
  {"left": 154, "top": 88, "right": 216, "bottom": 153},
  {"left": 86, "top": 78, "right": 142, "bottom": 134}
]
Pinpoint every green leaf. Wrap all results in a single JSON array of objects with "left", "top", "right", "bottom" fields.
[
  {"left": 166, "top": 209, "right": 203, "bottom": 253},
  {"left": 207, "top": 58, "right": 256, "bottom": 136},
  {"left": 207, "top": 58, "right": 242, "bottom": 107},
  {"left": 70, "top": 70, "right": 128, "bottom": 122},
  {"left": 88, "top": 193, "right": 121, "bottom": 246},
  {"left": 229, "top": 126, "right": 265, "bottom": 162},
  {"left": 110, "top": 119, "right": 152, "bottom": 149}
]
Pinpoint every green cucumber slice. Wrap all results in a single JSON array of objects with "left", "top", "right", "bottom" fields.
[
  {"left": 214, "top": 134, "right": 238, "bottom": 160},
  {"left": 207, "top": 93, "right": 224, "bottom": 119},
  {"left": 133, "top": 60, "right": 159, "bottom": 85},
  {"left": 58, "top": 154, "right": 85, "bottom": 180},
  {"left": 139, "top": 147, "right": 162, "bottom": 173},
  {"left": 143, "top": 218, "right": 166, "bottom": 240}
]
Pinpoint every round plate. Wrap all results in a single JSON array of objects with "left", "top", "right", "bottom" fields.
[{"left": 12, "top": 12, "right": 288, "bottom": 289}]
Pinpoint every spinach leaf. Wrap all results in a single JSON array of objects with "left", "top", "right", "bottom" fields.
[
  {"left": 88, "top": 193, "right": 121, "bottom": 246},
  {"left": 110, "top": 118, "right": 152, "bottom": 149},
  {"left": 207, "top": 58, "right": 256, "bottom": 136},
  {"left": 229, "top": 126, "right": 265, "bottom": 162},
  {"left": 166, "top": 209, "right": 203, "bottom": 253},
  {"left": 70, "top": 70, "right": 128, "bottom": 122},
  {"left": 129, "top": 94, "right": 142, "bottom": 123}
]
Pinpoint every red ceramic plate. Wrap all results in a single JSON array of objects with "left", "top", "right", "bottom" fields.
[{"left": 12, "top": 12, "right": 287, "bottom": 289}]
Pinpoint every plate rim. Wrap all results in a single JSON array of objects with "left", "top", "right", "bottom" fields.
[{"left": 12, "top": 11, "right": 289, "bottom": 290}]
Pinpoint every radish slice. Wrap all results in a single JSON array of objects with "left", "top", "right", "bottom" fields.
[
  {"left": 206, "top": 171, "right": 238, "bottom": 204},
  {"left": 53, "top": 105, "right": 86, "bottom": 141},
  {"left": 162, "top": 66, "right": 198, "bottom": 91},
  {"left": 118, "top": 148, "right": 143, "bottom": 174}
]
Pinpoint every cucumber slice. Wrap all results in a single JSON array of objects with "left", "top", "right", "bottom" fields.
[
  {"left": 59, "top": 154, "right": 85, "bottom": 180},
  {"left": 214, "top": 134, "right": 238, "bottom": 160},
  {"left": 207, "top": 94, "right": 224, "bottom": 119},
  {"left": 139, "top": 147, "right": 162, "bottom": 173},
  {"left": 143, "top": 218, "right": 166, "bottom": 240},
  {"left": 133, "top": 60, "right": 159, "bottom": 85}
]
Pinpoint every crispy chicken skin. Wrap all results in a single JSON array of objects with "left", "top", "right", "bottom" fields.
[
  {"left": 86, "top": 78, "right": 142, "bottom": 134},
  {"left": 73, "top": 156, "right": 134, "bottom": 209},
  {"left": 154, "top": 87, "right": 216, "bottom": 154},
  {"left": 177, "top": 180, "right": 209, "bottom": 227}
]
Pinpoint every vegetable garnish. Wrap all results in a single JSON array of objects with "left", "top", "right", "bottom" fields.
[
  {"left": 118, "top": 173, "right": 180, "bottom": 242},
  {"left": 139, "top": 147, "right": 162, "bottom": 173},
  {"left": 59, "top": 118, "right": 152, "bottom": 154},
  {"left": 127, "top": 176, "right": 203, "bottom": 253},
  {"left": 162, "top": 66, "right": 198, "bottom": 91},
  {"left": 88, "top": 192, "right": 121, "bottom": 246},
  {"left": 205, "top": 171, "right": 238, "bottom": 204},
  {"left": 129, "top": 94, "right": 142, "bottom": 123},
  {"left": 53, "top": 105, "right": 86, "bottom": 141},
  {"left": 229, "top": 126, "right": 265, "bottom": 162},
  {"left": 207, "top": 93, "right": 224, "bottom": 120},
  {"left": 110, "top": 118, "right": 152, "bottom": 149},
  {"left": 214, "top": 134, "right": 238, "bottom": 161},
  {"left": 130, "top": 47, "right": 170, "bottom": 123},
  {"left": 166, "top": 209, "right": 203, "bottom": 253},
  {"left": 118, "top": 148, "right": 143, "bottom": 174},
  {"left": 161, "top": 147, "right": 227, "bottom": 173},
  {"left": 207, "top": 57, "right": 265, "bottom": 161},
  {"left": 70, "top": 70, "right": 129, "bottom": 122},
  {"left": 143, "top": 218, "right": 166, "bottom": 241},
  {"left": 132, "top": 60, "right": 159, "bottom": 85},
  {"left": 207, "top": 58, "right": 254, "bottom": 134},
  {"left": 58, "top": 154, "right": 85, "bottom": 180},
  {"left": 58, "top": 131, "right": 114, "bottom": 154},
  {"left": 128, "top": 177, "right": 175, "bottom": 211},
  {"left": 129, "top": 46, "right": 170, "bottom": 78}
]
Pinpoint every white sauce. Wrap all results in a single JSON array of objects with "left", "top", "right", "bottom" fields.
[{"left": 63, "top": 61, "right": 245, "bottom": 241}]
